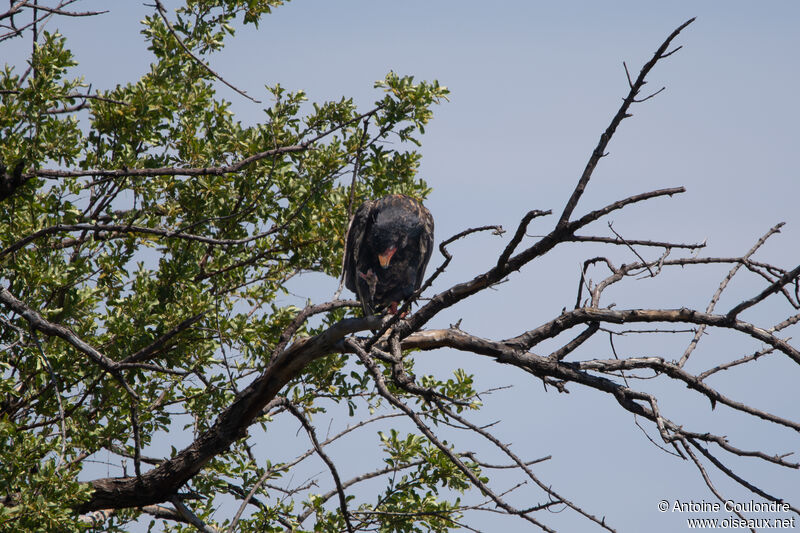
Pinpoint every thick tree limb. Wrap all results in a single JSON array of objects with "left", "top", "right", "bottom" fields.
[
  {"left": 504, "top": 307, "right": 800, "bottom": 367},
  {"left": 78, "top": 315, "right": 383, "bottom": 511}
]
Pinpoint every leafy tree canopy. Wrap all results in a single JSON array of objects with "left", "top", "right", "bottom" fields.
[{"left": 2, "top": 2, "right": 455, "bottom": 531}]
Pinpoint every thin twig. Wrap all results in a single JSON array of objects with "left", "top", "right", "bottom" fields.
[
  {"left": 570, "top": 234, "right": 705, "bottom": 249},
  {"left": 496, "top": 209, "right": 551, "bottom": 268},
  {"left": 607, "top": 221, "right": 653, "bottom": 276},
  {"left": 30, "top": 330, "right": 66, "bottom": 466},
  {"left": 680, "top": 440, "right": 756, "bottom": 533},
  {"left": 680, "top": 222, "right": 784, "bottom": 367},
  {"left": 153, "top": 0, "right": 259, "bottom": 103},
  {"left": 348, "top": 338, "right": 558, "bottom": 533},
  {"left": 283, "top": 401, "right": 355, "bottom": 533},
  {"left": 688, "top": 439, "right": 800, "bottom": 515},
  {"left": 334, "top": 117, "right": 371, "bottom": 300}
]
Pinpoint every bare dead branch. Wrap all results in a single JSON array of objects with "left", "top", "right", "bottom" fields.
[
  {"left": 507, "top": 307, "right": 800, "bottom": 367},
  {"left": 431, "top": 398, "right": 617, "bottom": 533},
  {"left": 772, "top": 312, "right": 800, "bottom": 333},
  {"left": 696, "top": 346, "right": 775, "bottom": 381},
  {"left": 496, "top": 209, "right": 551, "bottom": 268},
  {"left": 548, "top": 322, "right": 599, "bottom": 361},
  {"left": 680, "top": 440, "right": 755, "bottom": 531},
  {"left": 17, "top": 2, "right": 105, "bottom": 17},
  {"left": 682, "top": 430, "right": 798, "bottom": 470},
  {"left": 570, "top": 234, "right": 705, "bottom": 250},
  {"left": 606, "top": 221, "right": 654, "bottom": 276},
  {"left": 555, "top": 17, "right": 695, "bottom": 229},
  {"left": 632, "top": 85, "right": 666, "bottom": 103},
  {"left": 575, "top": 257, "right": 616, "bottom": 309},
  {"left": 570, "top": 187, "right": 685, "bottom": 230},
  {"left": 680, "top": 223, "right": 785, "bottom": 367},
  {"left": 727, "top": 263, "right": 800, "bottom": 319},
  {"left": 690, "top": 444, "right": 800, "bottom": 515},
  {"left": 391, "top": 327, "right": 800, "bottom": 440}
]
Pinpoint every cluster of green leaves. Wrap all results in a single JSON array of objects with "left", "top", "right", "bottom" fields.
[
  {"left": 0, "top": 2, "right": 477, "bottom": 532},
  {"left": 0, "top": 417, "right": 93, "bottom": 532},
  {"left": 366, "top": 429, "right": 482, "bottom": 533}
]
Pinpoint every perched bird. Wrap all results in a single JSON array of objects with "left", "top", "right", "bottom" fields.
[{"left": 344, "top": 194, "right": 434, "bottom": 315}]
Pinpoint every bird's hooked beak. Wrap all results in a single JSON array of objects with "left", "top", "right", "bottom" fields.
[{"left": 378, "top": 246, "right": 397, "bottom": 269}]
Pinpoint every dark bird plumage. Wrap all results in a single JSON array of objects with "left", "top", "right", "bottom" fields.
[{"left": 344, "top": 194, "right": 434, "bottom": 315}]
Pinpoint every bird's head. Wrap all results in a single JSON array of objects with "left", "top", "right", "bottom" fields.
[
  {"left": 374, "top": 232, "right": 410, "bottom": 268},
  {"left": 377, "top": 246, "right": 397, "bottom": 268}
]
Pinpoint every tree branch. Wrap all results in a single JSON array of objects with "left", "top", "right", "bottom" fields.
[
  {"left": 555, "top": 17, "right": 695, "bottom": 229},
  {"left": 25, "top": 104, "right": 383, "bottom": 180},
  {"left": 0, "top": 286, "right": 138, "bottom": 399},
  {"left": 78, "top": 315, "right": 383, "bottom": 511},
  {"left": 153, "top": 0, "right": 259, "bottom": 103},
  {"left": 283, "top": 401, "right": 355, "bottom": 533},
  {"left": 727, "top": 263, "right": 800, "bottom": 320},
  {"left": 680, "top": 223, "right": 785, "bottom": 367}
]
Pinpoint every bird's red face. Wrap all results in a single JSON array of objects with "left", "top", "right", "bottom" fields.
[{"left": 378, "top": 246, "right": 397, "bottom": 268}]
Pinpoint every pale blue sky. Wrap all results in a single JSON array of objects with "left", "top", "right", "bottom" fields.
[{"left": 6, "top": 2, "right": 799, "bottom": 531}]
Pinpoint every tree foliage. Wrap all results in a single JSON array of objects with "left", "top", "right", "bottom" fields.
[
  {"left": 1, "top": 2, "right": 448, "bottom": 531},
  {"left": 1, "top": 3, "right": 798, "bottom": 533}
]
